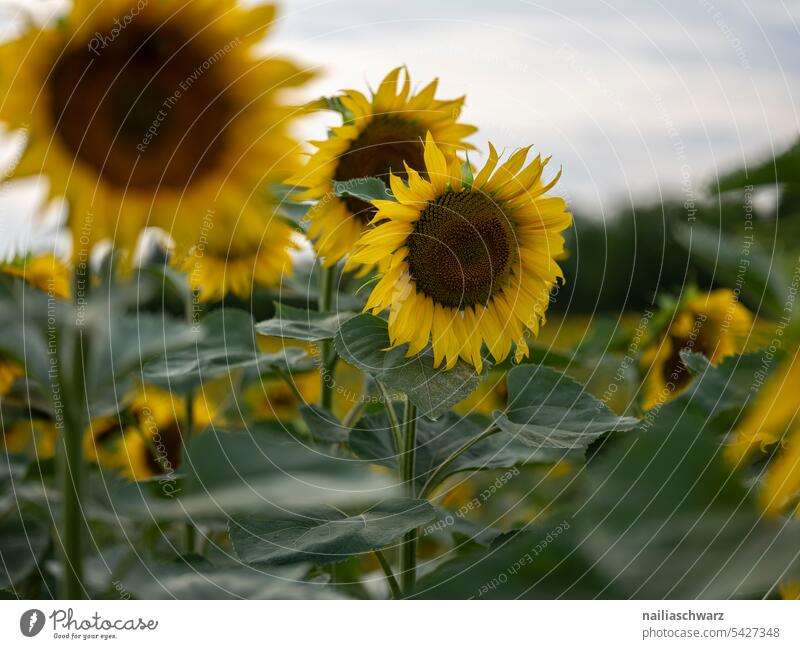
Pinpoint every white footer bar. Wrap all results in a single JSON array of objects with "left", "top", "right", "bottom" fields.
[{"left": 1, "top": 600, "right": 797, "bottom": 648}]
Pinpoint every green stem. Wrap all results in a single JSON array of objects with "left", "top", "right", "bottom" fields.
[
  {"left": 419, "top": 425, "right": 501, "bottom": 499},
  {"left": 377, "top": 381, "right": 402, "bottom": 455},
  {"left": 341, "top": 398, "right": 366, "bottom": 429},
  {"left": 399, "top": 400, "right": 418, "bottom": 594},
  {"left": 318, "top": 265, "right": 337, "bottom": 410},
  {"left": 374, "top": 550, "right": 402, "bottom": 599},
  {"left": 276, "top": 367, "right": 304, "bottom": 403},
  {"left": 59, "top": 325, "right": 87, "bottom": 599},
  {"left": 184, "top": 390, "right": 195, "bottom": 554}
]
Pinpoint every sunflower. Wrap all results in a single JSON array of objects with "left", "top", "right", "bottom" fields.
[
  {"left": 244, "top": 372, "right": 320, "bottom": 421},
  {"left": 289, "top": 67, "right": 476, "bottom": 269},
  {"left": 725, "top": 348, "right": 800, "bottom": 515},
  {"left": 0, "top": 0, "right": 311, "bottom": 258},
  {"left": 350, "top": 133, "right": 571, "bottom": 372},
  {"left": 0, "top": 359, "right": 23, "bottom": 397},
  {"left": 85, "top": 384, "right": 218, "bottom": 480},
  {"left": 0, "top": 254, "right": 71, "bottom": 298},
  {"left": 640, "top": 289, "right": 753, "bottom": 410},
  {"left": 175, "top": 211, "right": 297, "bottom": 301},
  {"left": 245, "top": 335, "right": 319, "bottom": 421},
  {"left": 245, "top": 336, "right": 365, "bottom": 420},
  {"left": 2, "top": 419, "right": 58, "bottom": 458},
  {"left": 454, "top": 372, "right": 508, "bottom": 416}
]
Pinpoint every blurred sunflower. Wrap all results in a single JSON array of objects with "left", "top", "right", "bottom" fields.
[
  {"left": 289, "top": 67, "right": 476, "bottom": 269},
  {"left": 351, "top": 133, "right": 571, "bottom": 372},
  {"left": 86, "top": 384, "right": 218, "bottom": 480},
  {"left": 640, "top": 289, "right": 753, "bottom": 410},
  {"left": 0, "top": 359, "right": 23, "bottom": 397},
  {"left": 455, "top": 372, "right": 507, "bottom": 416},
  {"left": 245, "top": 336, "right": 365, "bottom": 420},
  {"left": 2, "top": 419, "right": 58, "bottom": 458},
  {"left": 244, "top": 373, "right": 320, "bottom": 421},
  {"left": 0, "top": 0, "right": 311, "bottom": 257},
  {"left": 175, "top": 211, "right": 297, "bottom": 302},
  {"left": 0, "top": 254, "right": 71, "bottom": 298},
  {"left": 725, "top": 349, "right": 800, "bottom": 515}
]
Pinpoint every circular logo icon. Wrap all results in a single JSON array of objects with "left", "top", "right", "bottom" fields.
[{"left": 20, "top": 609, "right": 45, "bottom": 637}]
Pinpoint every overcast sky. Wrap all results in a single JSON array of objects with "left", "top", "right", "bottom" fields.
[{"left": 1, "top": 0, "right": 798, "bottom": 257}]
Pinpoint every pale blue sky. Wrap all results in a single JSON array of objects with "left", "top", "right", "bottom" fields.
[{"left": 1, "top": 0, "right": 798, "bottom": 256}]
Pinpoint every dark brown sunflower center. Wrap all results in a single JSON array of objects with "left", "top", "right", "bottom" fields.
[
  {"left": 143, "top": 422, "right": 184, "bottom": 476},
  {"left": 407, "top": 191, "right": 514, "bottom": 309},
  {"left": 49, "top": 21, "right": 234, "bottom": 191},
  {"left": 334, "top": 115, "right": 426, "bottom": 221},
  {"left": 661, "top": 316, "right": 714, "bottom": 389}
]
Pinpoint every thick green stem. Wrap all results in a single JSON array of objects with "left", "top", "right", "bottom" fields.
[
  {"left": 399, "top": 400, "right": 418, "bottom": 594},
  {"left": 318, "top": 265, "right": 337, "bottom": 410},
  {"left": 419, "top": 425, "right": 501, "bottom": 499},
  {"left": 59, "top": 326, "right": 87, "bottom": 599}
]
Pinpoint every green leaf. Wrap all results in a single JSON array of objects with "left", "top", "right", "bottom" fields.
[
  {"left": 256, "top": 303, "right": 356, "bottom": 342},
  {"left": 300, "top": 405, "right": 350, "bottom": 443},
  {"left": 86, "top": 309, "right": 199, "bottom": 397},
  {"left": 319, "top": 95, "right": 355, "bottom": 124},
  {"left": 0, "top": 453, "right": 29, "bottom": 511},
  {"left": 494, "top": 365, "right": 639, "bottom": 449},
  {"left": 87, "top": 425, "right": 397, "bottom": 522},
  {"left": 271, "top": 183, "right": 314, "bottom": 230},
  {"left": 143, "top": 346, "right": 314, "bottom": 393},
  {"left": 575, "top": 405, "right": 800, "bottom": 598},
  {"left": 138, "top": 263, "right": 193, "bottom": 315},
  {"left": 0, "top": 452, "right": 27, "bottom": 488},
  {"left": 142, "top": 308, "right": 315, "bottom": 392},
  {"left": 350, "top": 410, "right": 572, "bottom": 491},
  {"left": 335, "top": 314, "right": 482, "bottom": 419},
  {"left": 461, "top": 158, "right": 474, "bottom": 189},
  {"left": 230, "top": 498, "right": 436, "bottom": 567},
  {"left": 0, "top": 282, "right": 199, "bottom": 416},
  {"left": 680, "top": 350, "right": 712, "bottom": 375},
  {"left": 415, "top": 358, "right": 800, "bottom": 599},
  {"left": 123, "top": 558, "right": 336, "bottom": 599},
  {"left": 0, "top": 510, "right": 50, "bottom": 592},
  {"left": 679, "top": 351, "right": 774, "bottom": 420},
  {"left": 332, "top": 177, "right": 393, "bottom": 203}
]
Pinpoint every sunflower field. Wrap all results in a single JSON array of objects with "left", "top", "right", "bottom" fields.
[{"left": 1, "top": 0, "right": 800, "bottom": 606}]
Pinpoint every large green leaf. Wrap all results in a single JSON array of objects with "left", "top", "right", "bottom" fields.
[
  {"left": 415, "top": 357, "right": 800, "bottom": 599},
  {"left": 0, "top": 510, "right": 50, "bottom": 592},
  {"left": 349, "top": 410, "right": 572, "bottom": 491},
  {"left": 0, "top": 282, "right": 199, "bottom": 417},
  {"left": 142, "top": 308, "right": 315, "bottom": 392},
  {"left": 123, "top": 558, "right": 336, "bottom": 599},
  {"left": 494, "top": 365, "right": 638, "bottom": 449},
  {"left": 679, "top": 351, "right": 773, "bottom": 419},
  {"left": 335, "top": 314, "right": 482, "bottom": 419},
  {"left": 230, "top": 498, "right": 436, "bottom": 567},
  {"left": 300, "top": 405, "right": 350, "bottom": 443},
  {"left": 87, "top": 425, "right": 398, "bottom": 522},
  {"left": 256, "top": 303, "right": 356, "bottom": 342}
]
